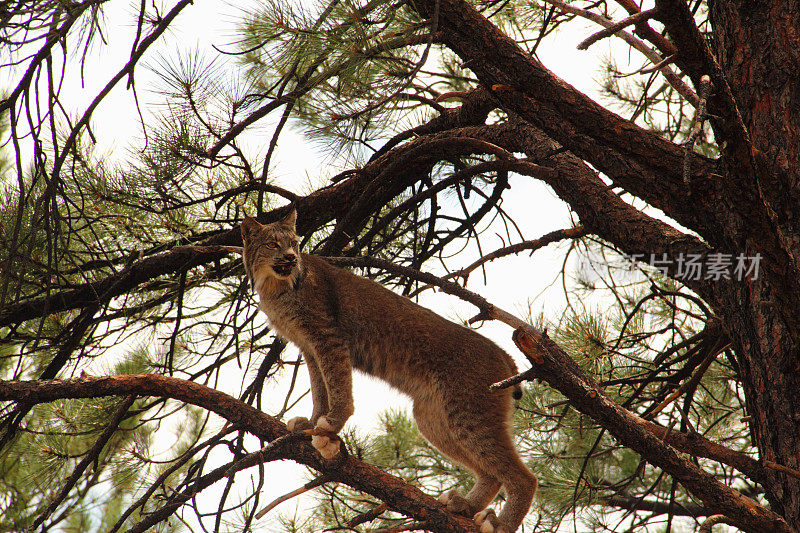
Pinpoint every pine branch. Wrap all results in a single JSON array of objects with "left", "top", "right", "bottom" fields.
[
  {"left": 29, "top": 395, "right": 137, "bottom": 530},
  {"left": 408, "top": 0, "right": 717, "bottom": 237},
  {"left": 0, "top": 375, "right": 478, "bottom": 532},
  {"left": 322, "top": 255, "right": 790, "bottom": 533}
]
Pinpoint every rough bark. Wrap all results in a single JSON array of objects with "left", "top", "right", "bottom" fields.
[
  {"left": 0, "top": 374, "right": 478, "bottom": 532},
  {"left": 402, "top": 0, "right": 800, "bottom": 529}
]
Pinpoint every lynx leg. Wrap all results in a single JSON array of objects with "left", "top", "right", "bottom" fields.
[
  {"left": 301, "top": 350, "right": 329, "bottom": 425},
  {"left": 447, "top": 392, "right": 537, "bottom": 532},
  {"left": 306, "top": 338, "right": 354, "bottom": 458},
  {"left": 414, "top": 401, "right": 502, "bottom": 517},
  {"left": 474, "top": 509, "right": 506, "bottom": 533},
  {"left": 286, "top": 416, "right": 313, "bottom": 431},
  {"left": 309, "top": 340, "right": 354, "bottom": 432},
  {"left": 478, "top": 453, "right": 536, "bottom": 533},
  {"left": 287, "top": 352, "right": 329, "bottom": 435},
  {"left": 438, "top": 489, "right": 472, "bottom": 516},
  {"left": 465, "top": 474, "right": 504, "bottom": 512}
]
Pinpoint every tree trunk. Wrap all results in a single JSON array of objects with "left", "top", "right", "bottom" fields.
[{"left": 711, "top": 1, "right": 800, "bottom": 526}]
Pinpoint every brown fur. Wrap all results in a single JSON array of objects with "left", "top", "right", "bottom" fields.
[{"left": 241, "top": 210, "right": 537, "bottom": 532}]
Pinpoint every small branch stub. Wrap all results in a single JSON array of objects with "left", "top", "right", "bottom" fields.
[
  {"left": 491, "top": 84, "right": 515, "bottom": 93},
  {"left": 683, "top": 74, "right": 714, "bottom": 189},
  {"left": 512, "top": 328, "right": 545, "bottom": 364}
]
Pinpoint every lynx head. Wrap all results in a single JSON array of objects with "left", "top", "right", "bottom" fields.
[{"left": 241, "top": 209, "right": 302, "bottom": 288}]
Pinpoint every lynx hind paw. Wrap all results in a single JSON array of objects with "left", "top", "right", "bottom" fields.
[
  {"left": 311, "top": 416, "right": 341, "bottom": 459},
  {"left": 311, "top": 434, "right": 341, "bottom": 459},
  {"left": 287, "top": 416, "right": 313, "bottom": 432},
  {"left": 474, "top": 509, "right": 509, "bottom": 533},
  {"left": 438, "top": 489, "right": 472, "bottom": 516}
]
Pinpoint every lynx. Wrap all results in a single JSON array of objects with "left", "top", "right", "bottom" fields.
[{"left": 241, "top": 209, "right": 537, "bottom": 532}]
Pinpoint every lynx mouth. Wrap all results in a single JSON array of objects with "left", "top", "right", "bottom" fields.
[{"left": 272, "top": 261, "right": 296, "bottom": 277}]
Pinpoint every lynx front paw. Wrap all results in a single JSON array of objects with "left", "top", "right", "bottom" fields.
[
  {"left": 474, "top": 509, "right": 509, "bottom": 533},
  {"left": 287, "top": 416, "right": 313, "bottom": 432},
  {"left": 438, "top": 489, "right": 472, "bottom": 516},
  {"left": 311, "top": 416, "right": 341, "bottom": 459}
]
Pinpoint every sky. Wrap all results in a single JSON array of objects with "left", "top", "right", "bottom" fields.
[{"left": 5, "top": 0, "right": 640, "bottom": 529}]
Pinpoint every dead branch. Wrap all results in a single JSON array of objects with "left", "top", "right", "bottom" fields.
[
  {"left": 645, "top": 336, "right": 727, "bottom": 419},
  {"left": 450, "top": 226, "right": 588, "bottom": 281},
  {"left": 577, "top": 9, "right": 659, "bottom": 51},
  {"left": 172, "top": 245, "right": 244, "bottom": 255},
  {"left": 348, "top": 503, "right": 390, "bottom": 528},
  {"left": 698, "top": 514, "right": 741, "bottom": 533},
  {"left": 539, "top": 0, "right": 698, "bottom": 106},
  {"left": 683, "top": 75, "right": 714, "bottom": 188}
]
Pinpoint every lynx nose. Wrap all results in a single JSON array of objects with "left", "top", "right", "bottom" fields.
[{"left": 283, "top": 253, "right": 297, "bottom": 264}]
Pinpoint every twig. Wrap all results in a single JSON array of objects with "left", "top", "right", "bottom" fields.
[
  {"left": 644, "top": 339, "right": 726, "bottom": 419},
  {"left": 434, "top": 91, "right": 470, "bottom": 103},
  {"left": 577, "top": 9, "right": 658, "bottom": 50},
  {"left": 683, "top": 75, "right": 714, "bottom": 189},
  {"left": 370, "top": 522, "right": 426, "bottom": 533},
  {"left": 347, "top": 503, "right": 389, "bottom": 528},
  {"left": 641, "top": 54, "right": 676, "bottom": 74},
  {"left": 763, "top": 460, "right": 800, "bottom": 482},
  {"left": 491, "top": 367, "right": 537, "bottom": 392},
  {"left": 29, "top": 395, "right": 137, "bottom": 531},
  {"left": 172, "top": 245, "right": 243, "bottom": 255},
  {"left": 255, "top": 474, "right": 333, "bottom": 519},
  {"left": 540, "top": 0, "right": 699, "bottom": 106},
  {"left": 449, "top": 226, "right": 587, "bottom": 281},
  {"left": 698, "top": 514, "right": 739, "bottom": 533}
]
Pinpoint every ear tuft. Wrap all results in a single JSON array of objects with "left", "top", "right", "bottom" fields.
[
  {"left": 241, "top": 216, "right": 263, "bottom": 241},
  {"left": 280, "top": 208, "right": 297, "bottom": 230}
]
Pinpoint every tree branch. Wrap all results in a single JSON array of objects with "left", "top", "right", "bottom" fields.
[
  {"left": 0, "top": 375, "right": 477, "bottom": 532},
  {"left": 323, "top": 256, "right": 790, "bottom": 533},
  {"left": 601, "top": 492, "right": 708, "bottom": 517},
  {"left": 436, "top": 122, "right": 718, "bottom": 302},
  {"left": 31, "top": 395, "right": 138, "bottom": 531},
  {"left": 408, "top": 0, "right": 720, "bottom": 238}
]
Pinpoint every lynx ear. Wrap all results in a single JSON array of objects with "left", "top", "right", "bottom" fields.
[
  {"left": 241, "top": 216, "right": 263, "bottom": 241},
  {"left": 279, "top": 208, "right": 297, "bottom": 230}
]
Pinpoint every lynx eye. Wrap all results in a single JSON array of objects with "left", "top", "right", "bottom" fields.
[{"left": 266, "top": 242, "right": 279, "bottom": 249}]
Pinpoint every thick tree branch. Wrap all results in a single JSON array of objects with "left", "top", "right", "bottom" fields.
[
  {"left": 324, "top": 256, "right": 790, "bottom": 533},
  {"left": 408, "top": 0, "right": 721, "bottom": 238},
  {"left": 0, "top": 375, "right": 477, "bottom": 532},
  {"left": 434, "top": 122, "right": 718, "bottom": 302}
]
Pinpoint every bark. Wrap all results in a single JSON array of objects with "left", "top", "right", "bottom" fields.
[
  {"left": 327, "top": 256, "right": 790, "bottom": 533},
  {"left": 403, "top": 0, "right": 800, "bottom": 529},
  {"left": 0, "top": 375, "right": 477, "bottom": 532},
  {"left": 670, "top": 0, "right": 800, "bottom": 525}
]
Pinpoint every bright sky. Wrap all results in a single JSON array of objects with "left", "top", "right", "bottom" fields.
[{"left": 7, "top": 0, "right": 638, "bottom": 529}]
